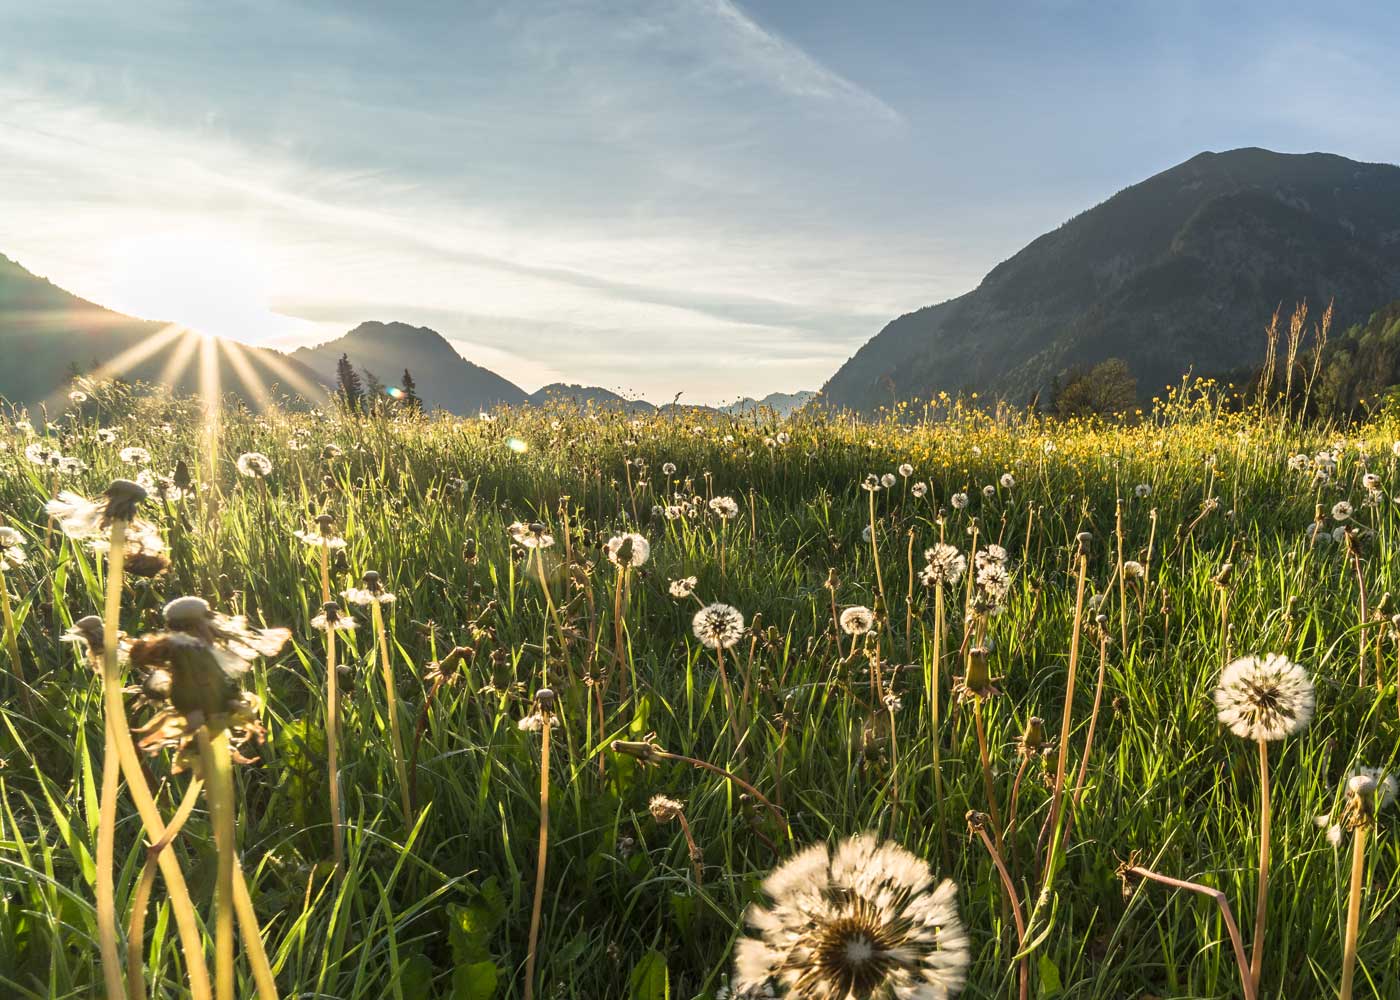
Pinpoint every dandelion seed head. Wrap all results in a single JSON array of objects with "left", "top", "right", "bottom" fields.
[
  {"left": 734, "top": 833, "right": 970, "bottom": 1000},
  {"left": 709, "top": 495, "right": 740, "bottom": 519},
  {"left": 1214, "top": 654, "right": 1314, "bottom": 742},
  {"left": 839, "top": 606, "right": 875, "bottom": 636},
  {"left": 669, "top": 576, "right": 698, "bottom": 599},
  {"left": 605, "top": 532, "right": 651, "bottom": 568},
  {"left": 236, "top": 452, "right": 273, "bottom": 478},
  {"left": 950, "top": 492, "right": 968, "bottom": 510},
  {"left": 898, "top": 464, "right": 914, "bottom": 478},
  {"left": 119, "top": 446, "right": 150, "bottom": 465},
  {"left": 693, "top": 602, "right": 744, "bottom": 650}
]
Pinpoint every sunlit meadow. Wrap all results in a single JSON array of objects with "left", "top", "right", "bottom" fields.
[{"left": 2, "top": 378, "right": 1399, "bottom": 999}]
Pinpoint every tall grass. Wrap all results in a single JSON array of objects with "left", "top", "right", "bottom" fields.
[{"left": 0, "top": 378, "right": 1397, "bottom": 998}]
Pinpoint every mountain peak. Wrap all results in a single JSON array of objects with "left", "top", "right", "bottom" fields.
[
  {"left": 822, "top": 148, "right": 1400, "bottom": 411},
  {"left": 289, "top": 322, "right": 527, "bottom": 414}
]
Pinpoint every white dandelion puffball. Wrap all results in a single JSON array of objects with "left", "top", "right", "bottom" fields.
[
  {"left": 950, "top": 492, "right": 968, "bottom": 510},
  {"left": 693, "top": 602, "right": 745, "bottom": 650},
  {"left": 921, "top": 544, "right": 966, "bottom": 587},
  {"left": 1214, "top": 654, "right": 1315, "bottom": 742},
  {"left": 605, "top": 532, "right": 650, "bottom": 568},
  {"left": 880, "top": 473, "right": 897, "bottom": 489},
  {"left": 1331, "top": 501, "right": 1353, "bottom": 521},
  {"left": 999, "top": 473, "right": 1015, "bottom": 489},
  {"left": 710, "top": 495, "right": 741, "bottom": 519},
  {"left": 911, "top": 482, "right": 928, "bottom": 499},
  {"left": 734, "top": 833, "right": 970, "bottom": 1000},
  {"left": 1134, "top": 483, "right": 1151, "bottom": 498},
  {"left": 839, "top": 606, "right": 875, "bottom": 636},
  {"left": 669, "top": 576, "right": 697, "bottom": 599},
  {"left": 898, "top": 463, "right": 914, "bottom": 478},
  {"left": 662, "top": 462, "right": 677, "bottom": 476},
  {"left": 237, "top": 452, "right": 274, "bottom": 478},
  {"left": 119, "top": 446, "right": 150, "bottom": 465}
]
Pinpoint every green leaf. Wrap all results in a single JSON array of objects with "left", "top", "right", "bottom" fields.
[
  {"left": 629, "top": 948, "right": 669, "bottom": 1000},
  {"left": 1037, "top": 954, "right": 1063, "bottom": 997},
  {"left": 450, "top": 959, "right": 498, "bottom": 1000}
]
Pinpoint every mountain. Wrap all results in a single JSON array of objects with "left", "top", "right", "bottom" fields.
[
  {"left": 821, "top": 148, "right": 1400, "bottom": 411},
  {"left": 290, "top": 321, "right": 527, "bottom": 414},
  {"left": 0, "top": 254, "right": 324, "bottom": 409},
  {"left": 720, "top": 391, "right": 817, "bottom": 417},
  {"left": 527, "top": 383, "right": 656, "bottom": 413}
]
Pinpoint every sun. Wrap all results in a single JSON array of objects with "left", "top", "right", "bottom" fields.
[{"left": 104, "top": 227, "right": 297, "bottom": 345}]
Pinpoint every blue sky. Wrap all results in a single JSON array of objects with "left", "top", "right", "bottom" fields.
[{"left": 3, "top": 1, "right": 1398, "bottom": 403}]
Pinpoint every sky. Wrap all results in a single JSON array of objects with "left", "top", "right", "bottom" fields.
[{"left": 3, "top": 1, "right": 1399, "bottom": 405}]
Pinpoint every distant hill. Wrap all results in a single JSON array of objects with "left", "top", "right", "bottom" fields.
[
  {"left": 821, "top": 148, "right": 1400, "bottom": 411},
  {"left": 290, "top": 321, "right": 527, "bottom": 414},
  {"left": 720, "top": 390, "right": 816, "bottom": 417},
  {"left": 0, "top": 255, "right": 324, "bottom": 409},
  {"left": 527, "top": 383, "right": 656, "bottom": 413}
]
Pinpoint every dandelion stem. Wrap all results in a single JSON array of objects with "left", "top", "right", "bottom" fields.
[
  {"left": 232, "top": 857, "right": 279, "bottom": 1000},
  {"left": 1249, "top": 739, "right": 1270, "bottom": 993},
  {"left": 97, "top": 723, "right": 125, "bottom": 1000},
  {"left": 1044, "top": 552, "right": 1087, "bottom": 876},
  {"left": 523, "top": 716, "right": 550, "bottom": 1000},
  {"left": 1339, "top": 822, "right": 1368, "bottom": 1000},
  {"left": 99, "top": 517, "right": 213, "bottom": 1000},
  {"left": 197, "top": 729, "right": 236, "bottom": 1000},
  {"left": 370, "top": 601, "right": 412, "bottom": 824},
  {"left": 126, "top": 777, "right": 202, "bottom": 1000},
  {"left": 968, "top": 813, "right": 1028, "bottom": 1000},
  {"left": 325, "top": 618, "right": 344, "bottom": 883},
  {"left": 1126, "top": 865, "right": 1256, "bottom": 1000}
]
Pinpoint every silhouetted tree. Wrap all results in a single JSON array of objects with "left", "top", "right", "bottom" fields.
[
  {"left": 336, "top": 353, "right": 363, "bottom": 413},
  {"left": 401, "top": 369, "right": 421, "bottom": 412},
  {"left": 1052, "top": 358, "right": 1137, "bottom": 419},
  {"left": 361, "top": 367, "right": 385, "bottom": 413}
]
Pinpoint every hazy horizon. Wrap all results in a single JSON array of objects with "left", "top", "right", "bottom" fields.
[{"left": 5, "top": 1, "right": 1400, "bottom": 404}]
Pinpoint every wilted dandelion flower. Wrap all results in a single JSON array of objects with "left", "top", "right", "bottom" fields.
[
  {"left": 649, "top": 794, "right": 685, "bottom": 823},
  {"left": 605, "top": 532, "right": 651, "bottom": 568},
  {"left": 95, "top": 428, "right": 118, "bottom": 445},
  {"left": 236, "top": 452, "right": 273, "bottom": 478},
  {"left": 1332, "top": 501, "right": 1353, "bottom": 521},
  {"left": 294, "top": 513, "right": 347, "bottom": 550},
  {"left": 733, "top": 833, "right": 970, "bottom": 1000},
  {"left": 911, "top": 482, "right": 928, "bottom": 499},
  {"left": 311, "top": 602, "right": 356, "bottom": 633},
  {"left": 0, "top": 526, "right": 25, "bottom": 570},
  {"left": 921, "top": 544, "right": 966, "bottom": 587},
  {"left": 1214, "top": 654, "right": 1314, "bottom": 742},
  {"left": 24, "top": 442, "right": 58, "bottom": 467},
  {"left": 693, "top": 603, "right": 745, "bottom": 650},
  {"left": 321, "top": 443, "right": 344, "bottom": 460},
  {"left": 775, "top": 432, "right": 790, "bottom": 445},
  {"left": 710, "top": 495, "right": 741, "bottom": 519},
  {"left": 1122, "top": 560, "right": 1145, "bottom": 580},
  {"left": 839, "top": 606, "right": 875, "bottom": 636},
  {"left": 898, "top": 463, "right": 914, "bottom": 478},
  {"left": 119, "top": 446, "right": 150, "bottom": 465},
  {"left": 861, "top": 474, "right": 881, "bottom": 493},
  {"left": 343, "top": 570, "right": 396, "bottom": 605},
  {"left": 508, "top": 520, "right": 555, "bottom": 549},
  {"left": 669, "top": 576, "right": 697, "bottom": 599},
  {"left": 999, "top": 473, "right": 1015, "bottom": 489},
  {"left": 68, "top": 389, "right": 88, "bottom": 403}
]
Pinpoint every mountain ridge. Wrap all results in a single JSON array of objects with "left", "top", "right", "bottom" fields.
[{"left": 821, "top": 147, "right": 1400, "bottom": 411}]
